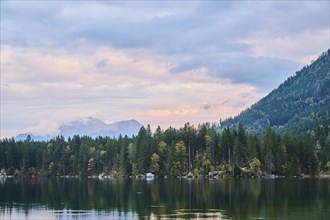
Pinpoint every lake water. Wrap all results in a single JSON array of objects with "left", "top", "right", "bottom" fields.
[{"left": 0, "top": 177, "right": 329, "bottom": 219}]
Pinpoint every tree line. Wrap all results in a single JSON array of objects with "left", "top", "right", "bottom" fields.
[{"left": 0, "top": 123, "right": 329, "bottom": 177}]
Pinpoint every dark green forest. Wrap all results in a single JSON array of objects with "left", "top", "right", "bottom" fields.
[
  {"left": 1, "top": 122, "right": 329, "bottom": 178},
  {"left": 220, "top": 49, "right": 330, "bottom": 135}
]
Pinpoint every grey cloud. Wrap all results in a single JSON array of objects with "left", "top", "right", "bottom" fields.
[
  {"left": 2, "top": 1, "right": 328, "bottom": 91},
  {"left": 3, "top": 1, "right": 328, "bottom": 49},
  {"left": 171, "top": 53, "right": 302, "bottom": 92},
  {"left": 96, "top": 59, "right": 108, "bottom": 68},
  {"left": 265, "top": 1, "right": 329, "bottom": 32},
  {"left": 240, "top": 93, "right": 251, "bottom": 99},
  {"left": 2, "top": 1, "right": 255, "bottom": 49},
  {"left": 202, "top": 104, "right": 212, "bottom": 110},
  {"left": 1, "top": 1, "right": 61, "bottom": 20},
  {"left": 211, "top": 55, "right": 302, "bottom": 91},
  {"left": 201, "top": 104, "right": 223, "bottom": 111}
]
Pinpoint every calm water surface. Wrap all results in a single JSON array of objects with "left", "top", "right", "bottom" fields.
[{"left": 0, "top": 177, "right": 329, "bottom": 219}]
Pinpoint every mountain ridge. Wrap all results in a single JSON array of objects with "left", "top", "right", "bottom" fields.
[
  {"left": 220, "top": 49, "right": 330, "bottom": 134},
  {"left": 15, "top": 118, "right": 143, "bottom": 141}
]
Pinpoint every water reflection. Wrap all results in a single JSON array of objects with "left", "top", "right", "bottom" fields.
[
  {"left": 0, "top": 208, "right": 139, "bottom": 220},
  {"left": 156, "top": 209, "right": 228, "bottom": 219},
  {"left": 0, "top": 178, "right": 329, "bottom": 219}
]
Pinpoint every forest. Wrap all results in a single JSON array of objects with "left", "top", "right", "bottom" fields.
[
  {"left": 1, "top": 122, "right": 329, "bottom": 178},
  {"left": 220, "top": 49, "right": 329, "bottom": 135}
]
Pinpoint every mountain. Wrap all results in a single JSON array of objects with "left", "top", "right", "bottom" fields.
[
  {"left": 15, "top": 117, "right": 143, "bottom": 141},
  {"left": 59, "top": 117, "right": 143, "bottom": 138},
  {"left": 220, "top": 49, "right": 330, "bottom": 134},
  {"left": 59, "top": 117, "right": 110, "bottom": 138},
  {"left": 15, "top": 133, "right": 53, "bottom": 142}
]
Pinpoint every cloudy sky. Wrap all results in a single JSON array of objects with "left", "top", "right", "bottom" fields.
[{"left": 1, "top": 1, "right": 329, "bottom": 138}]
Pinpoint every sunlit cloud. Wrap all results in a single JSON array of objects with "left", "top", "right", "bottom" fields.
[
  {"left": 147, "top": 106, "right": 200, "bottom": 117},
  {"left": 1, "top": 45, "right": 264, "bottom": 136}
]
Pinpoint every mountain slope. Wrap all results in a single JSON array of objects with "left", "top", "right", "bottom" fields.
[
  {"left": 15, "top": 118, "right": 143, "bottom": 141},
  {"left": 220, "top": 49, "right": 330, "bottom": 134}
]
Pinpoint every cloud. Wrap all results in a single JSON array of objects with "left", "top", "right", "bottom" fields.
[
  {"left": 1, "top": 1, "right": 329, "bottom": 137},
  {"left": 147, "top": 106, "right": 199, "bottom": 117},
  {"left": 95, "top": 59, "right": 108, "bottom": 68},
  {"left": 202, "top": 104, "right": 212, "bottom": 111},
  {"left": 58, "top": 2, "right": 326, "bottom": 89},
  {"left": 171, "top": 53, "right": 303, "bottom": 91},
  {"left": 1, "top": 45, "right": 265, "bottom": 137}
]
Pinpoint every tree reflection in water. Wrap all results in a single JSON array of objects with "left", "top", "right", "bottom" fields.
[{"left": 0, "top": 178, "right": 329, "bottom": 220}]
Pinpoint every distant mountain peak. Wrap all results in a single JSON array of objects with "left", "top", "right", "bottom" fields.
[
  {"left": 65, "top": 116, "right": 105, "bottom": 125},
  {"left": 15, "top": 133, "right": 54, "bottom": 142},
  {"left": 15, "top": 118, "right": 143, "bottom": 141}
]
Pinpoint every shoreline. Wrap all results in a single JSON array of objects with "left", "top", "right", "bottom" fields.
[{"left": 1, "top": 173, "right": 329, "bottom": 180}]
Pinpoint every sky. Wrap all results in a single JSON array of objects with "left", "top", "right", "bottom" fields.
[{"left": 1, "top": 0, "right": 329, "bottom": 138}]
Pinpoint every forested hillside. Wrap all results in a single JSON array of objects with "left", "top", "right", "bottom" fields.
[{"left": 220, "top": 49, "right": 330, "bottom": 135}]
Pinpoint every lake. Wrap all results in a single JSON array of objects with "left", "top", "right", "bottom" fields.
[{"left": 0, "top": 177, "right": 329, "bottom": 219}]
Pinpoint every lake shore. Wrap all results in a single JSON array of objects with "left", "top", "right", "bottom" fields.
[{"left": 1, "top": 172, "right": 330, "bottom": 180}]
